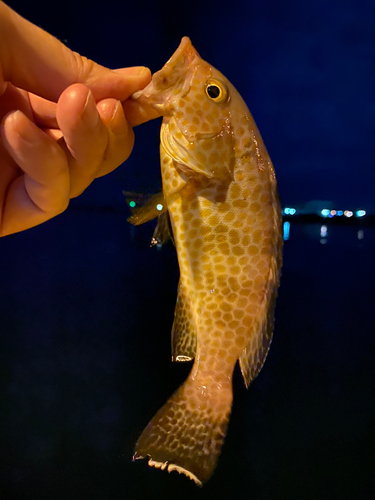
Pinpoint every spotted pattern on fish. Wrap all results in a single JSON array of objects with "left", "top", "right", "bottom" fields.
[{"left": 132, "top": 37, "right": 282, "bottom": 485}]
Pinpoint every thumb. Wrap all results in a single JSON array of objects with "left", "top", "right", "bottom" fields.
[{"left": 0, "top": 2, "right": 151, "bottom": 102}]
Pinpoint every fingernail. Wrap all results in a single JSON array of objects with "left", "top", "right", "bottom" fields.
[
  {"left": 132, "top": 66, "right": 149, "bottom": 76},
  {"left": 110, "top": 101, "right": 128, "bottom": 136},
  {"left": 82, "top": 90, "right": 100, "bottom": 127},
  {"left": 113, "top": 67, "right": 150, "bottom": 77}
]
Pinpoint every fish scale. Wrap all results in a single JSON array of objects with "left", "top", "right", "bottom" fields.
[{"left": 131, "top": 37, "right": 282, "bottom": 485}]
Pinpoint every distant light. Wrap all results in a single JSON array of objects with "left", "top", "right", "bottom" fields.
[
  {"left": 320, "top": 238, "right": 327, "bottom": 245},
  {"left": 129, "top": 200, "right": 136, "bottom": 208},
  {"left": 284, "top": 207, "right": 296, "bottom": 215},
  {"left": 156, "top": 204, "right": 163, "bottom": 211},
  {"left": 320, "top": 225, "right": 328, "bottom": 238},
  {"left": 356, "top": 210, "right": 366, "bottom": 217},
  {"left": 358, "top": 230, "right": 364, "bottom": 240},
  {"left": 337, "top": 210, "right": 343, "bottom": 216},
  {"left": 321, "top": 209, "right": 330, "bottom": 217},
  {"left": 283, "top": 221, "right": 290, "bottom": 241},
  {"left": 344, "top": 210, "right": 353, "bottom": 218},
  {"left": 330, "top": 210, "right": 337, "bottom": 216}
]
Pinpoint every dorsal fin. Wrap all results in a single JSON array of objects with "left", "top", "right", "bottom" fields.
[
  {"left": 171, "top": 280, "right": 196, "bottom": 362},
  {"left": 239, "top": 306, "right": 275, "bottom": 388},
  {"left": 239, "top": 254, "right": 281, "bottom": 387}
]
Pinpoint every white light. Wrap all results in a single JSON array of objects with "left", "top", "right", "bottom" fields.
[
  {"left": 321, "top": 209, "right": 330, "bottom": 217},
  {"left": 358, "top": 230, "right": 364, "bottom": 240},
  {"left": 320, "top": 225, "right": 328, "bottom": 238},
  {"left": 356, "top": 210, "right": 366, "bottom": 217},
  {"left": 156, "top": 204, "right": 163, "bottom": 211},
  {"left": 344, "top": 210, "right": 353, "bottom": 218}
]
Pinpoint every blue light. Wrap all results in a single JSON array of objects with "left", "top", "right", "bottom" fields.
[
  {"left": 283, "top": 221, "right": 290, "bottom": 241},
  {"left": 356, "top": 210, "right": 366, "bottom": 217},
  {"left": 284, "top": 207, "right": 296, "bottom": 215},
  {"left": 337, "top": 210, "right": 343, "bottom": 216},
  {"left": 156, "top": 204, "right": 163, "bottom": 211},
  {"left": 321, "top": 209, "right": 330, "bottom": 217}
]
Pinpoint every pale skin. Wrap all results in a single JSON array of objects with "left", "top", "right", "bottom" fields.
[{"left": 0, "top": 1, "right": 160, "bottom": 237}]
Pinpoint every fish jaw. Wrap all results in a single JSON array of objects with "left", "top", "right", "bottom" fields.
[{"left": 132, "top": 37, "right": 200, "bottom": 116}]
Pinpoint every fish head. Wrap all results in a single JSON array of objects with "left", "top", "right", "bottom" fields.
[{"left": 133, "top": 37, "right": 238, "bottom": 181}]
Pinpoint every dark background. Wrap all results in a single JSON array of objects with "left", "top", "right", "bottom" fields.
[{"left": 1, "top": 1, "right": 374, "bottom": 499}]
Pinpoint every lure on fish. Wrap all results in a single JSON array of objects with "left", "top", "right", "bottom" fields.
[{"left": 129, "top": 37, "right": 282, "bottom": 485}]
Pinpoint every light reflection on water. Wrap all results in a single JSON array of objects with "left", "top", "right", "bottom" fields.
[{"left": 283, "top": 221, "right": 370, "bottom": 246}]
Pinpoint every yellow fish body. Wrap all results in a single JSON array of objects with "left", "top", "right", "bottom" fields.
[{"left": 131, "top": 37, "right": 282, "bottom": 485}]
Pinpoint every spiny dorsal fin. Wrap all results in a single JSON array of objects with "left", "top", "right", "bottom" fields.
[{"left": 171, "top": 280, "right": 196, "bottom": 362}]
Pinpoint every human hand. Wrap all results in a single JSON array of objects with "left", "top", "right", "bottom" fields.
[{"left": 0, "top": 1, "right": 159, "bottom": 236}]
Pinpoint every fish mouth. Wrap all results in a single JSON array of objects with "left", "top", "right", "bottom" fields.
[{"left": 131, "top": 37, "right": 199, "bottom": 115}]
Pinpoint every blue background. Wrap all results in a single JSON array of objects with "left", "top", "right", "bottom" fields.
[
  {"left": 7, "top": 0, "right": 375, "bottom": 213},
  {"left": 1, "top": 1, "right": 375, "bottom": 498}
]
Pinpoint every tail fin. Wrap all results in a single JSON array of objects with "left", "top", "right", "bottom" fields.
[{"left": 133, "top": 376, "right": 233, "bottom": 485}]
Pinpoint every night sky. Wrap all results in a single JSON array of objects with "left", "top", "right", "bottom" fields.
[
  {"left": 7, "top": 0, "right": 375, "bottom": 212},
  {"left": 1, "top": 1, "right": 375, "bottom": 499}
]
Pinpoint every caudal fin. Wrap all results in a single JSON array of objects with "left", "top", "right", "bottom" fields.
[{"left": 133, "top": 377, "right": 232, "bottom": 485}]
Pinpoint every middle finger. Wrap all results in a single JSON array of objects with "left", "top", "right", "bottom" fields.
[{"left": 56, "top": 84, "right": 108, "bottom": 197}]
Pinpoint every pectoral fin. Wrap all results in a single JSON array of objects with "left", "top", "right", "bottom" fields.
[
  {"left": 171, "top": 280, "right": 196, "bottom": 362},
  {"left": 125, "top": 191, "right": 167, "bottom": 226}
]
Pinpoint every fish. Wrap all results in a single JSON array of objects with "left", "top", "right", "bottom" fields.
[{"left": 129, "top": 36, "right": 283, "bottom": 485}]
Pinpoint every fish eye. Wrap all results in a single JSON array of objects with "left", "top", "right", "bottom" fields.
[{"left": 204, "top": 79, "right": 228, "bottom": 103}]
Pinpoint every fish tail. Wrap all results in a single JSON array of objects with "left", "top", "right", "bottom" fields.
[{"left": 133, "top": 375, "right": 233, "bottom": 485}]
